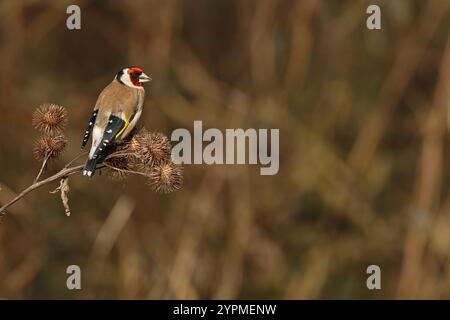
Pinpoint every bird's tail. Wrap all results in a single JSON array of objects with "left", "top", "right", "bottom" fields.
[{"left": 83, "top": 157, "right": 99, "bottom": 177}]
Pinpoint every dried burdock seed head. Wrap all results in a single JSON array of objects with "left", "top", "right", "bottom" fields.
[
  {"left": 125, "top": 130, "right": 172, "bottom": 166},
  {"left": 126, "top": 134, "right": 142, "bottom": 154},
  {"left": 33, "top": 135, "right": 67, "bottom": 161},
  {"left": 105, "top": 155, "right": 131, "bottom": 180},
  {"left": 109, "top": 169, "right": 128, "bottom": 180},
  {"left": 149, "top": 161, "right": 183, "bottom": 194},
  {"left": 139, "top": 131, "right": 172, "bottom": 166},
  {"left": 32, "top": 103, "right": 68, "bottom": 134}
]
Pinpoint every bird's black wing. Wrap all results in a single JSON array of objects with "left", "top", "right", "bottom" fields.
[
  {"left": 81, "top": 110, "right": 98, "bottom": 149},
  {"left": 90, "top": 114, "right": 126, "bottom": 161},
  {"left": 83, "top": 114, "right": 127, "bottom": 177}
]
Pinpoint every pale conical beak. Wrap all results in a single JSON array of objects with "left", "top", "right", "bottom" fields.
[{"left": 139, "top": 73, "right": 152, "bottom": 83}]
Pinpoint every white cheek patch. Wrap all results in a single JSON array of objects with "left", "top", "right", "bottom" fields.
[
  {"left": 120, "top": 71, "right": 144, "bottom": 90},
  {"left": 120, "top": 74, "right": 133, "bottom": 87}
]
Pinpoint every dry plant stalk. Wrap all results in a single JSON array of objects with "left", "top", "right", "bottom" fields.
[
  {"left": 50, "top": 177, "right": 71, "bottom": 216},
  {"left": 0, "top": 103, "right": 183, "bottom": 218}
]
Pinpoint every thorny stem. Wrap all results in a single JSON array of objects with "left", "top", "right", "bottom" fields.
[
  {"left": 0, "top": 152, "right": 89, "bottom": 217},
  {"left": 105, "top": 152, "right": 132, "bottom": 160},
  {"left": 0, "top": 165, "right": 84, "bottom": 217},
  {"left": 0, "top": 149, "right": 146, "bottom": 218},
  {"left": 103, "top": 163, "right": 150, "bottom": 178},
  {"left": 64, "top": 151, "right": 88, "bottom": 169},
  {"left": 33, "top": 154, "right": 50, "bottom": 183}
]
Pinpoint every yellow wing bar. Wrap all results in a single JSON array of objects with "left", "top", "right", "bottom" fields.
[{"left": 115, "top": 117, "right": 129, "bottom": 139}]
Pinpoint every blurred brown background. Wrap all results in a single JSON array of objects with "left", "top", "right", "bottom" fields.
[{"left": 0, "top": 0, "right": 450, "bottom": 299}]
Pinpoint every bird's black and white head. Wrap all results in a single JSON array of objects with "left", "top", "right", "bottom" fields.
[{"left": 116, "top": 67, "right": 151, "bottom": 89}]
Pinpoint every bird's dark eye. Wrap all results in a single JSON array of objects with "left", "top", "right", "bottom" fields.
[{"left": 130, "top": 72, "right": 140, "bottom": 78}]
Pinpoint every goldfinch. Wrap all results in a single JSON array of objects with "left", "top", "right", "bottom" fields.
[{"left": 81, "top": 67, "right": 151, "bottom": 177}]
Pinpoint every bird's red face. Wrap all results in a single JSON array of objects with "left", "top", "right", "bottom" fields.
[{"left": 117, "top": 67, "right": 152, "bottom": 88}]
